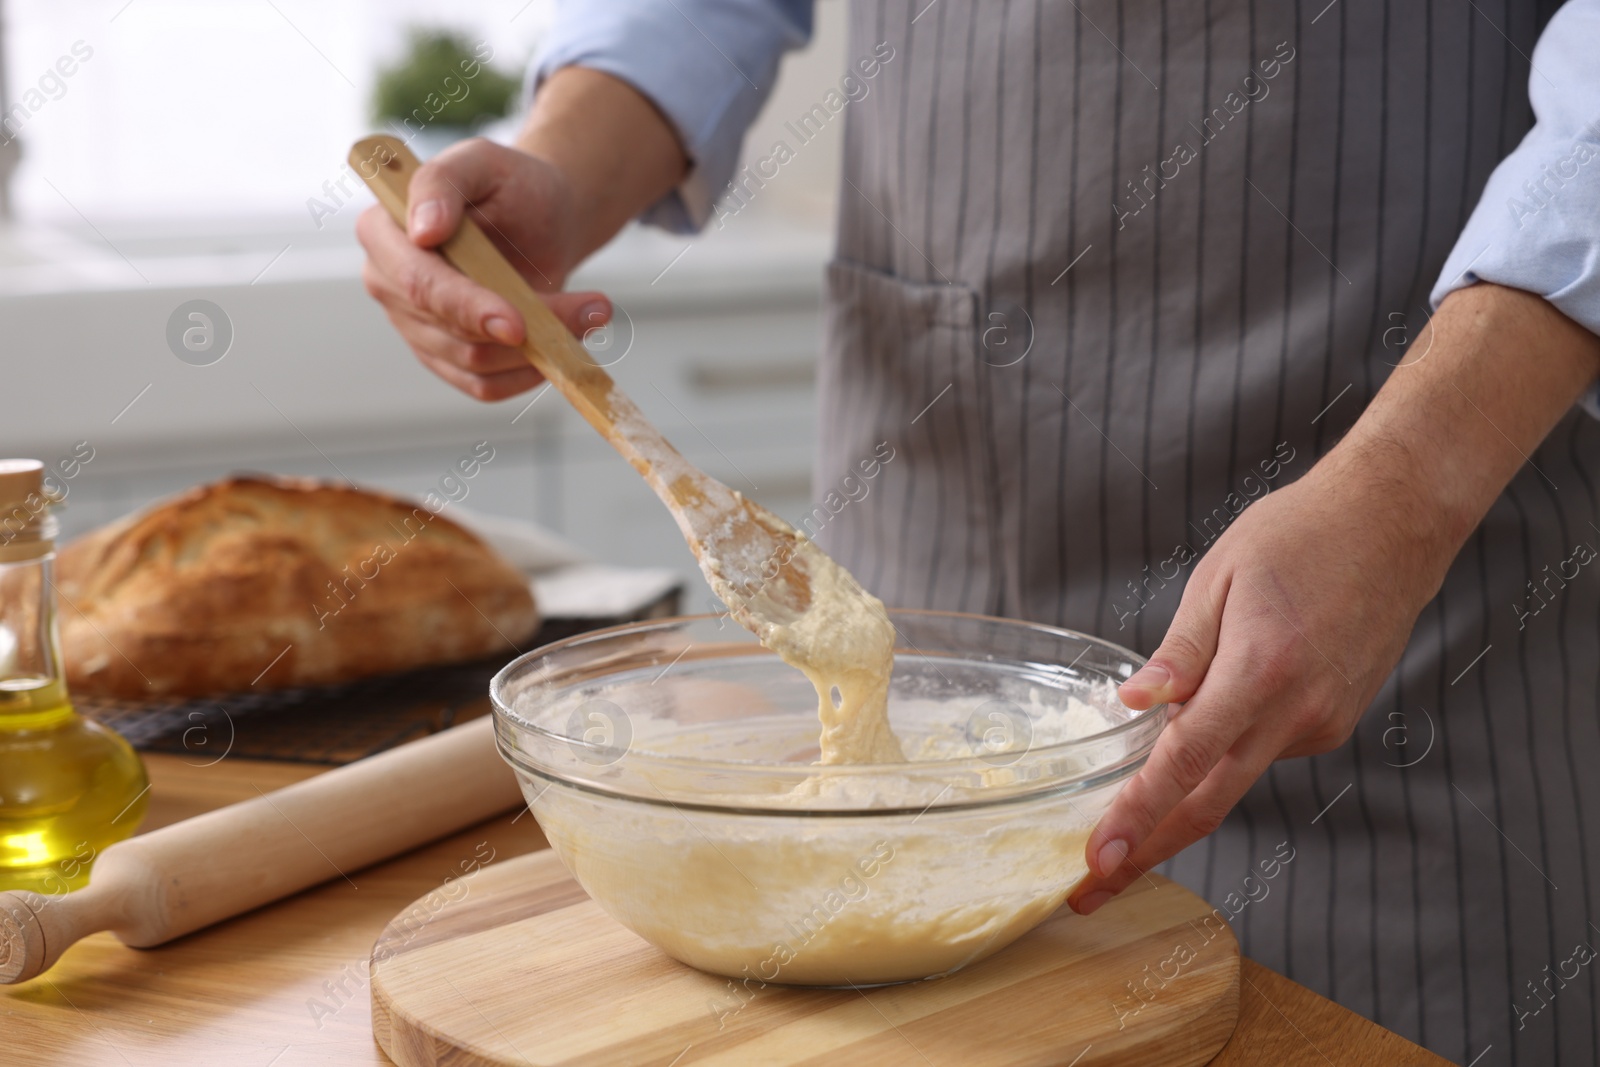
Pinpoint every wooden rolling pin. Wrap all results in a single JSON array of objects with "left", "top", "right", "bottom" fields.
[{"left": 0, "top": 714, "right": 522, "bottom": 984}]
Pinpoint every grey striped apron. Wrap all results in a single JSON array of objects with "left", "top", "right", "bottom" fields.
[{"left": 813, "top": 1, "right": 1599, "bottom": 1062}]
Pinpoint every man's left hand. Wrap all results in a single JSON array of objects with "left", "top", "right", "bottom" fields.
[{"left": 1068, "top": 282, "right": 1600, "bottom": 915}]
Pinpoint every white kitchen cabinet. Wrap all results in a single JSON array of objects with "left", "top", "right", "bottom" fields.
[{"left": 0, "top": 221, "right": 831, "bottom": 586}]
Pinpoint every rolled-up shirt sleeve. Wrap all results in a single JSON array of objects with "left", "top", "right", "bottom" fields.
[
  {"left": 1431, "top": 0, "right": 1600, "bottom": 415},
  {"left": 531, "top": 0, "right": 814, "bottom": 233}
]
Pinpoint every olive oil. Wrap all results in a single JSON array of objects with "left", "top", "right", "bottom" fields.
[{"left": 0, "top": 459, "right": 148, "bottom": 894}]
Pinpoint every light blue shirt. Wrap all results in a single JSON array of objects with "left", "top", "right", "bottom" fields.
[
  {"left": 531, "top": 0, "right": 813, "bottom": 233},
  {"left": 534, "top": 0, "right": 1600, "bottom": 407},
  {"left": 1428, "top": 0, "right": 1600, "bottom": 415}
]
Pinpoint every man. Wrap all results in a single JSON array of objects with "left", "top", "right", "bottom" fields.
[{"left": 358, "top": 1, "right": 1600, "bottom": 1060}]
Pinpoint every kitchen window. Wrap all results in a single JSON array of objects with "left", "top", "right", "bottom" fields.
[{"left": 0, "top": 0, "right": 551, "bottom": 239}]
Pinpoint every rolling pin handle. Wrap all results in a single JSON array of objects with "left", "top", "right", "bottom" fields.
[{"left": 0, "top": 888, "right": 104, "bottom": 985}]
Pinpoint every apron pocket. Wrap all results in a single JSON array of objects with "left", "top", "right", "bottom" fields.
[{"left": 814, "top": 259, "right": 1000, "bottom": 613}]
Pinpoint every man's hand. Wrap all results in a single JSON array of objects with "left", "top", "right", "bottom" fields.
[
  {"left": 1069, "top": 283, "right": 1600, "bottom": 915},
  {"left": 357, "top": 139, "right": 606, "bottom": 400},
  {"left": 356, "top": 66, "right": 688, "bottom": 402},
  {"left": 1067, "top": 453, "right": 1445, "bottom": 914}
]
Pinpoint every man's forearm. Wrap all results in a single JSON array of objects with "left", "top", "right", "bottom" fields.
[
  {"left": 515, "top": 66, "right": 690, "bottom": 267},
  {"left": 1324, "top": 283, "right": 1600, "bottom": 581}
]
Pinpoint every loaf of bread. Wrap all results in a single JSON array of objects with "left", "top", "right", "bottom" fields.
[{"left": 53, "top": 475, "right": 539, "bottom": 699}]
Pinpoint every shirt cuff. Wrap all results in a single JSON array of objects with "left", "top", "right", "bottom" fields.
[
  {"left": 531, "top": 0, "right": 813, "bottom": 233},
  {"left": 1430, "top": 0, "right": 1600, "bottom": 417}
]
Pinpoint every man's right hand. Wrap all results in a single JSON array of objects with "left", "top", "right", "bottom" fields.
[
  {"left": 357, "top": 67, "right": 689, "bottom": 403},
  {"left": 356, "top": 137, "right": 613, "bottom": 402}
]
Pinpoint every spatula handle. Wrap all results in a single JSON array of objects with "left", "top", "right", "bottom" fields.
[
  {"left": 350, "top": 136, "right": 746, "bottom": 580},
  {"left": 349, "top": 136, "right": 667, "bottom": 483}
]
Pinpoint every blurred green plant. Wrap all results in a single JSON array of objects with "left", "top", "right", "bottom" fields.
[{"left": 372, "top": 30, "right": 519, "bottom": 129}]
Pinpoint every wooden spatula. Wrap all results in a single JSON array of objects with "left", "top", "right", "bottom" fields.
[{"left": 349, "top": 135, "right": 809, "bottom": 631}]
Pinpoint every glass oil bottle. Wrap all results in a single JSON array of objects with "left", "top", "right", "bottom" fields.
[{"left": 0, "top": 459, "right": 148, "bottom": 893}]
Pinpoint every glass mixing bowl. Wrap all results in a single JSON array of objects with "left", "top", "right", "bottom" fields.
[{"left": 490, "top": 610, "right": 1164, "bottom": 987}]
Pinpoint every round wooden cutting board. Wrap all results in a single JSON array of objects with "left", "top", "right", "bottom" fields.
[{"left": 370, "top": 850, "right": 1239, "bottom": 1066}]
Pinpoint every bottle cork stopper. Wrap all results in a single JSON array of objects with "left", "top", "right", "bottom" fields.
[{"left": 0, "top": 460, "right": 45, "bottom": 513}]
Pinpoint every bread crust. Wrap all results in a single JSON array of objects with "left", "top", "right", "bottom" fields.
[{"left": 53, "top": 476, "right": 539, "bottom": 699}]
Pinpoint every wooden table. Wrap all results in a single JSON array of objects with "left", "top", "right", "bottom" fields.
[{"left": 1, "top": 753, "right": 1448, "bottom": 1066}]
